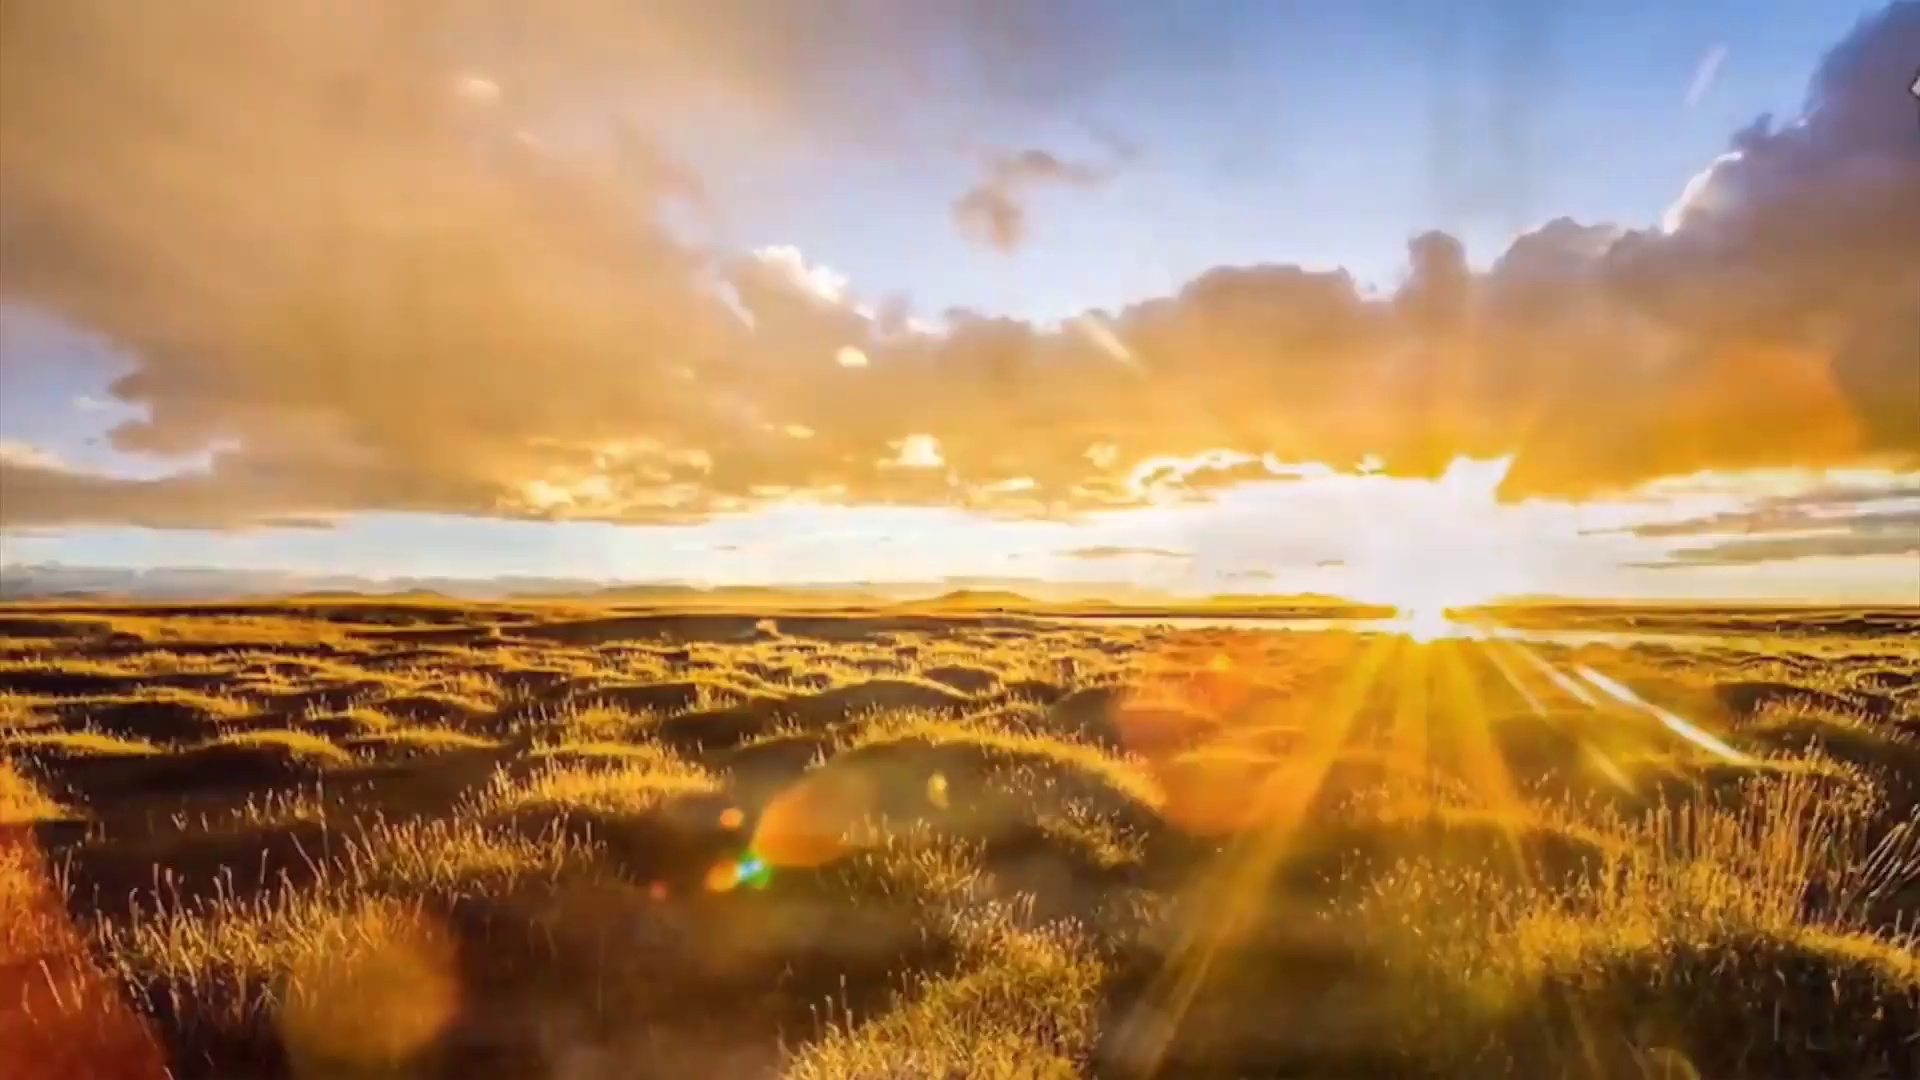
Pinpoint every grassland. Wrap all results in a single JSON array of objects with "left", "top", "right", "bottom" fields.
[{"left": 1, "top": 598, "right": 1916, "bottom": 1078}]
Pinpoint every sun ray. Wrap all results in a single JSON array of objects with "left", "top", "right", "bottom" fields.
[
  {"left": 1431, "top": 638, "right": 1534, "bottom": 880},
  {"left": 1512, "top": 642, "right": 1599, "bottom": 707},
  {"left": 1479, "top": 633, "right": 1545, "bottom": 716},
  {"left": 1575, "top": 665, "right": 1749, "bottom": 763},
  {"left": 1113, "top": 631, "right": 1399, "bottom": 1076},
  {"left": 1388, "top": 634, "right": 1431, "bottom": 789}
]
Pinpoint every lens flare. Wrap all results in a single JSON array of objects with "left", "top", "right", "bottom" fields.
[
  {"left": 1575, "top": 665, "right": 1748, "bottom": 763},
  {"left": 277, "top": 901, "right": 459, "bottom": 1072},
  {"left": 752, "top": 766, "right": 876, "bottom": 868}
]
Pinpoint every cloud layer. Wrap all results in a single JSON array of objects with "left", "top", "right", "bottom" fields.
[
  {"left": 1614, "top": 479, "right": 1920, "bottom": 568},
  {"left": 2, "top": 2, "right": 1916, "bottom": 529}
]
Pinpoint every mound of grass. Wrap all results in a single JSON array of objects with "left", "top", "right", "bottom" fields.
[
  {"left": 801, "top": 677, "right": 974, "bottom": 718},
  {"left": 552, "top": 703, "right": 659, "bottom": 739},
  {"left": 480, "top": 744, "right": 720, "bottom": 817},
  {"left": 1044, "top": 684, "right": 1224, "bottom": 757},
  {"left": 345, "top": 727, "right": 499, "bottom": 757},
  {"left": 203, "top": 729, "right": 354, "bottom": 767},
  {"left": 530, "top": 738, "right": 686, "bottom": 763},
  {"left": 1, "top": 759, "right": 68, "bottom": 823},
  {"left": 369, "top": 689, "right": 492, "bottom": 723},
  {"left": 99, "top": 815, "right": 598, "bottom": 1046},
  {"left": 916, "top": 663, "right": 1001, "bottom": 694},
  {"left": 1281, "top": 805, "right": 1628, "bottom": 897},
  {"left": 66, "top": 688, "right": 259, "bottom": 743},
  {"left": 67, "top": 730, "right": 359, "bottom": 796},
  {"left": 4, "top": 729, "right": 161, "bottom": 759},
  {"left": 785, "top": 918, "right": 1103, "bottom": 1080},
  {"left": 295, "top": 705, "right": 398, "bottom": 739},
  {"left": 579, "top": 677, "right": 756, "bottom": 717},
  {"left": 1743, "top": 701, "right": 1920, "bottom": 780},
  {"left": 0, "top": 691, "right": 54, "bottom": 730},
  {"left": 1326, "top": 770, "right": 1920, "bottom": 1076},
  {"left": 844, "top": 709, "right": 1165, "bottom": 817},
  {"left": 1715, "top": 679, "right": 1862, "bottom": 721},
  {"left": 1478, "top": 921, "right": 1920, "bottom": 1078},
  {"left": 341, "top": 815, "right": 598, "bottom": 894}
]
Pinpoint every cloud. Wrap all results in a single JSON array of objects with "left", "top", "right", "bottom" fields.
[
  {"left": 1604, "top": 479, "right": 1920, "bottom": 538},
  {"left": 0, "top": 3, "right": 1916, "bottom": 530},
  {"left": 0, "top": 440, "right": 63, "bottom": 471},
  {"left": 0, "top": 448, "right": 338, "bottom": 529},
  {"left": 1639, "top": 531, "right": 1920, "bottom": 567},
  {"left": 1685, "top": 44, "right": 1729, "bottom": 108},
  {"left": 1126, "top": 451, "right": 1313, "bottom": 501},
  {"left": 1059, "top": 545, "right": 1190, "bottom": 560},
  {"left": 952, "top": 146, "right": 1122, "bottom": 252},
  {"left": 1625, "top": 477, "right": 1920, "bottom": 568}
]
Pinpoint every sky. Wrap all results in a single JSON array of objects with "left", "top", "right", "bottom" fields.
[{"left": 1, "top": 0, "right": 1917, "bottom": 603}]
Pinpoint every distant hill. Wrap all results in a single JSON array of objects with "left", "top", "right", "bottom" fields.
[
  {"left": 0, "top": 562, "right": 1397, "bottom": 614},
  {"left": 915, "top": 589, "right": 1037, "bottom": 610},
  {"left": 1203, "top": 592, "right": 1357, "bottom": 607},
  {"left": 570, "top": 583, "right": 883, "bottom": 607},
  {"left": 0, "top": 564, "right": 610, "bottom": 601}
]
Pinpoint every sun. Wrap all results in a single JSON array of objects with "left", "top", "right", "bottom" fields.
[
  {"left": 1363, "top": 573, "right": 1504, "bottom": 642},
  {"left": 1335, "top": 454, "right": 1525, "bottom": 640},
  {"left": 1391, "top": 603, "right": 1462, "bottom": 643}
]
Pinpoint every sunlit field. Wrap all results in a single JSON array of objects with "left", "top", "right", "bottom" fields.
[{"left": 1, "top": 599, "right": 1915, "bottom": 1078}]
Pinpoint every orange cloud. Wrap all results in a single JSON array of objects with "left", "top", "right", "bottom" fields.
[{"left": 0, "top": 3, "right": 1915, "bottom": 529}]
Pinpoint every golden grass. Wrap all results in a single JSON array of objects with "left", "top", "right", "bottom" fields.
[
  {"left": 124, "top": 686, "right": 258, "bottom": 718},
  {"left": 340, "top": 815, "right": 597, "bottom": 893},
  {"left": 1335, "top": 770, "right": 1920, "bottom": 1075},
  {"left": 0, "top": 760, "right": 67, "bottom": 823},
  {"left": 304, "top": 705, "right": 399, "bottom": 732},
  {"left": 4, "top": 729, "right": 161, "bottom": 756},
  {"left": 785, "top": 918, "right": 1103, "bottom": 1080},
  {"left": 0, "top": 600, "right": 1912, "bottom": 1076},
  {"left": 202, "top": 728, "right": 353, "bottom": 766},
  {"left": 347, "top": 726, "right": 499, "bottom": 754},
  {"left": 477, "top": 745, "right": 720, "bottom": 816},
  {"left": 174, "top": 788, "right": 332, "bottom": 834},
  {"left": 553, "top": 703, "right": 658, "bottom": 738},
  {"left": 101, "top": 816, "right": 598, "bottom": 1035},
  {"left": 0, "top": 692, "right": 51, "bottom": 729},
  {"left": 847, "top": 708, "right": 1166, "bottom": 812}
]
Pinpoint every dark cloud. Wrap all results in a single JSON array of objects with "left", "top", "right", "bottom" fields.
[
  {"left": 1601, "top": 483, "right": 1920, "bottom": 539},
  {"left": 951, "top": 186, "right": 1030, "bottom": 253},
  {"left": 1626, "top": 480, "right": 1920, "bottom": 569},
  {"left": 1059, "top": 545, "right": 1190, "bottom": 560},
  {"left": 951, "top": 147, "right": 1120, "bottom": 252},
  {"left": 1638, "top": 531, "right": 1920, "bottom": 568},
  {"left": 0, "top": 3, "right": 1917, "bottom": 529},
  {"left": 1644, "top": 506, "right": 1920, "bottom": 539}
]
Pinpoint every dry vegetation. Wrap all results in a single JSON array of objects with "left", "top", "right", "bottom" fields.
[{"left": 1, "top": 599, "right": 1916, "bottom": 1078}]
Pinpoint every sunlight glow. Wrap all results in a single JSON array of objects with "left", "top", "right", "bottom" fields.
[
  {"left": 1343, "top": 455, "right": 1531, "bottom": 616},
  {"left": 1576, "top": 665, "right": 1749, "bottom": 763},
  {"left": 1386, "top": 605, "right": 1468, "bottom": 643}
]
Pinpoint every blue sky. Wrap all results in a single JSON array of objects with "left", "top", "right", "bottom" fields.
[
  {"left": 2, "top": 0, "right": 1914, "bottom": 601},
  {"left": 676, "top": 0, "right": 1871, "bottom": 319}
]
